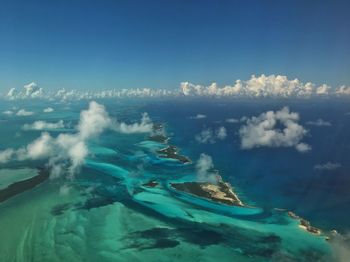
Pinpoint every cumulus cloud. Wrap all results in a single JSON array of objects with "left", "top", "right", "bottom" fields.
[
  {"left": 226, "top": 118, "right": 240, "bottom": 123},
  {"left": 0, "top": 149, "right": 15, "bottom": 163},
  {"left": 78, "top": 101, "right": 112, "bottom": 139},
  {"left": 3, "top": 82, "right": 174, "bottom": 101},
  {"left": 6, "top": 88, "right": 16, "bottom": 100},
  {"left": 306, "top": 119, "right": 332, "bottom": 127},
  {"left": 2, "top": 74, "right": 350, "bottom": 101},
  {"left": 16, "top": 109, "right": 34, "bottom": 116},
  {"left": 295, "top": 143, "right": 311, "bottom": 153},
  {"left": 195, "top": 126, "right": 227, "bottom": 144},
  {"left": 336, "top": 86, "right": 350, "bottom": 95},
  {"left": 216, "top": 126, "right": 227, "bottom": 140},
  {"left": 23, "top": 132, "right": 54, "bottom": 160},
  {"left": 196, "top": 153, "right": 216, "bottom": 183},
  {"left": 190, "top": 114, "right": 207, "bottom": 119},
  {"left": 0, "top": 101, "right": 111, "bottom": 178},
  {"left": 239, "top": 107, "right": 310, "bottom": 152},
  {"left": 180, "top": 74, "right": 350, "bottom": 98},
  {"left": 314, "top": 162, "right": 342, "bottom": 170},
  {"left": 22, "top": 120, "right": 65, "bottom": 131},
  {"left": 6, "top": 82, "right": 44, "bottom": 99},
  {"left": 196, "top": 129, "right": 215, "bottom": 144},
  {"left": 112, "top": 113, "right": 153, "bottom": 134},
  {"left": 52, "top": 87, "right": 174, "bottom": 101},
  {"left": 43, "top": 107, "right": 54, "bottom": 113}
]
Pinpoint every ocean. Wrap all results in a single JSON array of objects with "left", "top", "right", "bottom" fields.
[{"left": 0, "top": 98, "right": 349, "bottom": 261}]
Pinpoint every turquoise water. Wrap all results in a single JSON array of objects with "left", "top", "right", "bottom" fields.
[{"left": 1, "top": 99, "right": 348, "bottom": 261}]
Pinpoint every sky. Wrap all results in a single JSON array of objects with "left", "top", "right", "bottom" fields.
[{"left": 0, "top": 0, "right": 350, "bottom": 91}]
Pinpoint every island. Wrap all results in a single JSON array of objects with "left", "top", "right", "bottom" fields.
[
  {"left": 142, "top": 180, "right": 159, "bottom": 188},
  {"left": 147, "top": 123, "right": 192, "bottom": 164},
  {"left": 170, "top": 176, "right": 244, "bottom": 206},
  {"left": 148, "top": 124, "right": 169, "bottom": 143},
  {"left": 147, "top": 134, "right": 169, "bottom": 144},
  {"left": 0, "top": 167, "right": 49, "bottom": 203},
  {"left": 288, "top": 211, "right": 321, "bottom": 235},
  {"left": 157, "top": 145, "right": 191, "bottom": 164}
]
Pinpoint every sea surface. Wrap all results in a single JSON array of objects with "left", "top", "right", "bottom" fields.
[{"left": 0, "top": 98, "right": 349, "bottom": 261}]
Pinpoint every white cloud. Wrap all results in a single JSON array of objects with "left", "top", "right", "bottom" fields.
[
  {"left": 329, "top": 232, "right": 350, "bottom": 262},
  {"left": 336, "top": 86, "right": 350, "bottom": 95},
  {"left": 6, "top": 82, "right": 44, "bottom": 99},
  {"left": 195, "top": 126, "right": 227, "bottom": 144},
  {"left": 180, "top": 74, "right": 350, "bottom": 98},
  {"left": 6, "top": 88, "right": 16, "bottom": 100},
  {"left": 216, "top": 126, "right": 227, "bottom": 140},
  {"left": 316, "top": 84, "right": 331, "bottom": 95},
  {"left": 226, "top": 118, "right": 240, "bottom": 123},
  {"left": 24, "top": 132, "right": 54, "bottom": 160},
  {"left": 2, "top": 74, "right": 350, "bottom": 101},
  {"left": 43, "top": 107, "right": 54, "bottom": 113},
  {"left": 0, "top": 149, "right": 15, "bottom": 163},
  {"left": 190, "top": 114, "right": 207, "bottom": 119},
  {"left": 314, "top": 162, "right": 342, "bottom": 170},
  {"left": 22, "top": 120, "right": 65, "bottom": 131},
  {"left": 78, "top": 101, "right": 111, "bottom": 139},
  {"left": 196, "top": 129, "right": 215, "bottom": 144},
  {"left": 113, "top": 113, "right": 153, "bottom": 134},
  {"left": 306, "top": 119, "right": 332, "bottom": 127},
  {"left": 2, "top": 110, "right": 13, "bottom": 115},
  {"left": 239, "top": 107, "right": 310, "bottom": 152},
  {"left": 295, "top": 143, "right": 311, "bottom": 153},
  {"left": 196, "top": 153, "right": 216, "bottom": 182},
  {"left": 16, "top": 109, "right": 34, "bottom": 116},
  {"left": 52, "top": 87, "right": 174, "bottom": 101}
]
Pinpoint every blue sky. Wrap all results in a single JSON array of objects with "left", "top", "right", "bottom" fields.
[{"left": 0, "top": 0, "right": 349, "bottom": 91}]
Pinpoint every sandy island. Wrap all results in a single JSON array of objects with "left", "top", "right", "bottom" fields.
[
  {"left": 288, "top": 211, "right": 321, "bottom": 235},
  {"left": 171, "top": 176, "right": 244, "bottom": 206}
]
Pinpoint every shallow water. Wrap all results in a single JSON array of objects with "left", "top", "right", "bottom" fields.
[{"left": 1, "top": 98, "right": 349, "bottom": 261}]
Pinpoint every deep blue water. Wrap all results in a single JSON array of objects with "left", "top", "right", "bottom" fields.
[{"left": 143, "top": 98, "right": 350, "bottom": 233}]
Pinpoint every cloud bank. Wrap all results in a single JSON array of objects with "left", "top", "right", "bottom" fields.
[
  {"left": 181, "top": 74, "right": 350, "bottom": 98},
  {"left": 3, "top": 74, "right": 350, "bottom": 101},
  {"left": 239, "top": 107, "right": 311, "bottom": 152},
  {"left": 6, "top": 82, "right": 44, "bottom": 100},
  {"left": 4, "top": 83, "right": 174, "bottom": 101}
]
